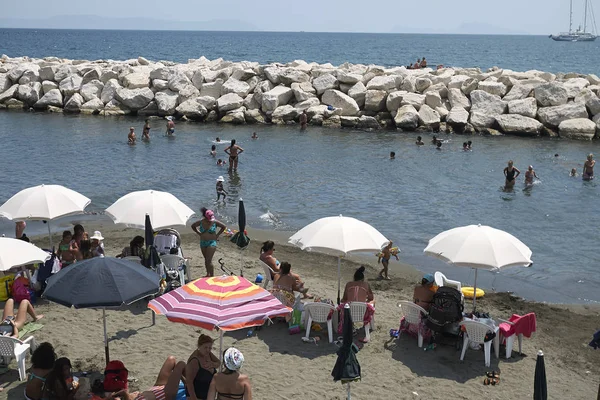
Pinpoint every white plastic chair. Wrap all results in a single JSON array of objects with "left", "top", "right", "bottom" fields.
[
  {"left": 260, "top": 261, "right": 275, "bottom": 289},
  {"left": 348, "top": 302, "right": 375, "bottom": 342},
  {"left": 398, "top": 301, "right": 428, "bottom": 347},
  {"left": 123, "top": 256, "right": 142, "bottom": 263},
  {"left": 161, "top": 254, "right": 187, "bottom": 285},
  {"left": 0, "top": 336, "right": 35, "bottom": 381},
  {"left": 459, "top": 320, "right": 497, "bottom": 367},
  {"left": 304, "top": 302, "right": 335, "bottom": 343},
  {"left": 434, "top": 272, "right": 462, "bottom": 291}
]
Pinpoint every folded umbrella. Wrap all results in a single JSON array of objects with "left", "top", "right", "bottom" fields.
[
  {"left": 332, "top": 304, "right": 361, "bottom": 400},
  {"left": 230, "top": 199, "right": 250, "bottom": 249}
]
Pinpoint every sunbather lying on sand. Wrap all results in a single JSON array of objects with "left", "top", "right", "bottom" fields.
[{"left": 0, "top": 298, "right": 43, "bottom": 338}]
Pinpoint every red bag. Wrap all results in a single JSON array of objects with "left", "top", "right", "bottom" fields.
[{"left": 104, "top": 360, "right": 128, "bottom": 392}]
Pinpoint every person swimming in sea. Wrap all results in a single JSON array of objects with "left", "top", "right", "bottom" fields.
[
  {"left": 524, "top": 165, "right": 539, "bottom": 185},
  {"left": 251, "top": 132, "right": 258, "bottom": 139},
  {"left": 504, "top": 160, "right": 521, "bottom": 188},
  {"left": 216, "top": 137, "right": 221, "bottom": 143},
  {"left": 431, "top": 135, "right": 438, "bottom": 145},
  {"left": 210, "top": 145, "right": 217, "bottom": 156},
  {"left": 570, "top": 168, "right": 578, "bottom": 177},
  {"left": 462, "top": 142, "right": 468, "bottom": 151},
  {"left": 217, "top": 159, "right": 226, "bottom": 166},
  {"left": 416, "top": 136, "right": 424, "bottom": 146},
  {"left": 467, "top": 140, "right": 472, "bottom": 150},
  {"left": 436, "top": 141, "right": 442, "bottom": 150},
  {"left": 583, "top": 153, "right": 595, "bottom": 180},
  {"left": 128, "top": 127, "right": 136, "bottom": 145},
  {"left": 390, "top": 151, "right": 395, "bottom": 159}
]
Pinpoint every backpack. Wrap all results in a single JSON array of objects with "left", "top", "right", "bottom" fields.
[
  {"left": 426, "top": 286, "right": 464, "bottom": 332},
  {"left": 103, "top": 360, "right": 128, "bottom": 392},
  {"left": 12, "top": 277, "right": 31, "bottom": 303}
]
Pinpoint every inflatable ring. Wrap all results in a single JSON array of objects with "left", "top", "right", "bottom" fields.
[{"left": 461, "top": 287, "right": 485, "bottom": 299}]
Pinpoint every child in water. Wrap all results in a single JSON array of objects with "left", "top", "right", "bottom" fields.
[
  {"left": 390, "top": 151, "right": 395, "bottom": 159},
  {"left": 378, "top": 241, "right": 398, "bottom": 280},
  {"left": 216, "top": 176, "right": 227, "bottom": 201},
  {"left": 210, "top": 145, "right": 217, "bottom": 156},
  {"left": 570, "top": 168, "right": 578, "bottom": 177},
  {"left": 462, "top": 142, "right": 468, "bottom": 151},
  {"left": 436, "top": 141, "right": 442, "bottom": 150},
  {"left": 251, "top": 132, "right": 258, "bottom": 139},
  {"left": 217, "top": 159, "right": 226, "bottom": 166},
  {"left": 128, "top": 127, "right": 136, "bottom": 145},
  {"left": 416, "top": 136, "right": 424, "bottom": 146}
]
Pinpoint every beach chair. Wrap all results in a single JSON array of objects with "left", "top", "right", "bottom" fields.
[
  {"left": 434, "top": 272, "right": 462, "bottom": 291},
  {"left": 498, "top": 313, "right": 537, "bottom": 359},
  {"left": 304, "top": 302, "right": 335, "bottom": 343},
  {"left": 459, "top": 320, "right": 497, "bottom": 367},
  {"left": 349, "top": 302, "right": 375, "bottom": 342},
  {"left": 161, "top": 254, "right": 187, "bottom": 285},
  {"left": 0, "top": 336, "right": 35, "bottom": 381},
  {"left": 398, "top": 301, "right": 428, "bottom": 347},
  {"left": 260, "top": 261, "right": 275, "bottom": 289}
]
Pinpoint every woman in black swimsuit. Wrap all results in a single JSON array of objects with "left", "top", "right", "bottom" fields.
[
  {"left": 0, "top": 298, "right": 43, "bottom": 338},
  {"left": 185, "top": 334, "right": 220, "bottom": 400},
  {"left": 207, "top": 348, "right": 252, "bottom": 400},
  {"left": 504, "top": 160, "right": 521, "bottom": 189}
]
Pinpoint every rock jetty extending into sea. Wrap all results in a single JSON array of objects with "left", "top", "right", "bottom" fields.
[{"left": 1, "top": 54, "right": 600, "bottom": 139}]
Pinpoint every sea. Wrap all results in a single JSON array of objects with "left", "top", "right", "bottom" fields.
[{"left": 0, "top": 29, "right": 599, "bottom": 305}]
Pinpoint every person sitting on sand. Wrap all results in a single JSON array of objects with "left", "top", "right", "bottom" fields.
[
  {"left": 118, "top": 236, "right": 145, "bottom": 258},
  {"left": 185, "top": 334, "right": 220, "bottom": 400},
  {"left": 57, "top": 230, "right": 77, "bottom": 267},
  {"left": 504, "top": 160, "right": 521, "bottom": 188},
  {"left": 211, "top": 145, "right": 217, "bottom": 156},
  {"left": 0, "top": 298, "right": 43, "bottom": 338},
  {"left": 251, "top": 132, "right": 258, "bottom": 139},
  {"left": 570, "top": 168, "right": 578, "bottom": 177},
  {"left": 142, "top": 120, "right": 151, "bottom": 141},
  {"left": 413, "top": 274, "right": 437, "bottom": 311},
  {"left": 260, "top": 241, "right": 311, "bottom": 299},
  {"left": 42, "top": 357, "right": 79, "bottom": 400},
  {"left": 583, "top": 153, "right": 595, "bottom": 180},
  {"left": 207, "top": 348, "right": 252, "bottom": 400},
  {"left": 128, "top": 127, "right": 136, "bottom": 145},
  {"left": 272, "top": 262, "right": 311, "bottom": 306},
  {"left": 342, "top": 266, "right": 374, "bottom": 304},
  {"left": 378, "top": 241, "right": 398, "bottom": 280},
  {"left": 26, "top": 342, "right": 57, "bottom": 400},
  {"left": 525, "top": 165, "right": 539, "bottom": 185},
  {"left": 416, "top": 136, "right": 424, "bottom": 146}
]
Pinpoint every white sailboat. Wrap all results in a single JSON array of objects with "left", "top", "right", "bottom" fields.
[{"left": 550, "top": 0, "right": 597, "bottom": 41}]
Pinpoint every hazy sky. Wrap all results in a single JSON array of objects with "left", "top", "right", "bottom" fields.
[{"left": 1, "top": 0, "right": 595, "bottom": 34}]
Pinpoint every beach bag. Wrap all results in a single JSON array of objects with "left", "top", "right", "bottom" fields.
[
  {"left": 12, "top": 276, "right": 31, "bottom": 303},
  {"left": 426, "top": 287, "right": 463, "bottom": 332},
  {"left": 104, "top": 360, "right": 128, "bottom": 392},
  {"left": 0, "top": 275, "right": 15, "bottom": 302}
]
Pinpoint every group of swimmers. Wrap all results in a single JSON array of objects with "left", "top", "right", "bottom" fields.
[
  {"left": 128, "top": 118, "right": 175, "bottom": 144},
  {"left": 407, "top": 57, "right": 428, "bottom": 69}
]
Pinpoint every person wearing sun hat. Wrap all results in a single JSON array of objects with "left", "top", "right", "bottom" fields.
[
  {"left": 90, "top": 230, "right": 105, "bottom": 257},
  {"left": 207, "top": 347, "right": 253, "bottom": 400},
  {"left": 413, "top": 273, "right": 438, "bottom": 311},
  {"left": 216, "top": 176, "right": 228, "bottom": 202}
]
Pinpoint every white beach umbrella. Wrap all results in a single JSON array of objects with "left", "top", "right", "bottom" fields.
[
  {"left": 105, "top": 190, "right": 195, "bottom": 230},
  {"left": 0, "top": 238, "right": 50, "bottom": 271},
  {"left": 0, "top": 184, "right": 91, "bottom": 248},
  {"left": 423, "top": 224, "right": 532, "bottom": 309},
  {"left": 289, "top": 215, "right": 390, "bottom": 303}
]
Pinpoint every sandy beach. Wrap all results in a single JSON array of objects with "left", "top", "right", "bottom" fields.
[{"left": 2, "top": 224, "right": 599, "bottom": 400}]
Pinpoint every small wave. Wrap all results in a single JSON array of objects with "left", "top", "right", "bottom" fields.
[
  {"left": 212, "top": 140, "right": 231, "bottom": 144},
  {"left": 259, "top": 211, "right": 279, "bottom": 225}
]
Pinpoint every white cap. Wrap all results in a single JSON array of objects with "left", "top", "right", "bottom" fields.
[
  {"left": 90, "top": 231, "right": 104, "bottom": 241},
  {"left": 216, "top": 176, "right": 224, "bottom": 182}
]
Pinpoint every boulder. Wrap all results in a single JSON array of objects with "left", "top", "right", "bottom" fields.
[
  {"left": 394, "top": 105, "right": 419, "bottom": 130},
  {"left": 221, "top": 78, "right": 251, "bottom": 97},
  {"left": 477, "top": 81, "right": 507, "bottom": 96},
  {"left": 114, "top": 87, "right": 154, "bottom": 110},
  {"left": 16, "top": 82, "right": 42, "bottom": 105},
  {"left": 155, "top": 90, "right": 179, "bottom": 116},
  {"left": 168, "top": 72, "right": 192, "bottom": 92},
  {"left": 424, "top": 83, "right": 449, "bottom": 98},
  {"left": 150, "top": 67, "right": 170, "bottom": 81},
  {"left": 469, "top": 111, "right": 497, "bottom": 129},
  {"left": 42, "top": 80, "right": 58, "bottom": 94},
  {"left": 436, "top": 105, "right": 449, "bottom": 121},
  {"left": 153, "top": 79, "right": 168, "bottom": 91},
  {"left": 244, "top": 109, "right": 265, "bottom": 124},
  {"left": 348, "top": 82, "right": 367, "bottom": 108},
  {"left": 431, "top": 69, "right": 455, "bottom": 85},
  {"left": 366, "top": 75, "right": 396, "bottom": 91},
  {"left": 415, "top": 77, "right": 431, "bottom": 92},
  {"left": 80, "top": 80, "right": 104, "bottom": 102},
  {"left": 217, "top": 93, "right": 244, "bottom": 113},
  {"left": 200, "top": 79, "right": 223, "bottom": 99},
  {"left": 537, "top": 103, "right": 588, "bottom": 128},
  {"left": 503, "top": 84, "right": 534, "bottom": 101},
  {"left": 272, "top": 105, "right": 299, "bottom": 122},
  {"left": 400, "top": 93, "right": 426, "bottom": 110},
  {"left": 425, "top": 91, "right": 442, "bottom": 108},
  {"left": 177, "top": 85, "right": 200, "bottom": 103},
  {"left": 322, "top": 115, "right": 342, "bottom": 129},
  {"left": 243, "top": 93, "right": 260, "bottom": 110},
  {"left": 400, "top": 75, "right": 416, "bottom": 92},
  {"left": 364, "top": 90, "right": 387, "bottom": 112},
  {"left": 261, "top": 86, "right": 293, "bottom": 113},
  {"left": 176, "top": 98, "right": 208, "bottom": 121},
  {"left": 220, "top": 107, "right": 245, "bottom": 124},
  {"left": 461, "top": 78, "right": 478, "bottom": 95},
  {"left": 312, "top": 73, "right": 338, "bottom": 95},
  {"left": 558, "top": 118, "right": 596, "bottom": 140},
  {"left": 279, "top": 69, "right": 310, "bottom": 86},
  {"left": 534, "top": 82, "right": 568, "bottom": 106},
  {"left": 101, "top": 79, "right": 121, "bottom": 104},
  {"left": 54, "top": 65, "right": 79, "bottom": 82},
  {"left": 191, "top": 70, "right": 205, "bottom": 89},
  {"left": 203, "top": 68, "right": 232, "bottom": 83},
  {"left": 291, "top": 82, "right": 316, "bottom": 102},
  {"left": 574, "top": 88, "right": 600, "bottom": 115},
  {"left": 495, "top": 114, "right": 543, "bottom": 136},
  {"left": 418, "top": 105, "right": 441, "bottom": 127},
  {"left": 321, "top": 89, "right": 360, "bottom": 116},
  {"left": 446, "top": 107, "right": 469, "bottom": 131},
  {"left": 82, "top": 67, "right": 102, "bottom": 84},
  {"left": 385, "top": 91, "right": 407, "bottom": 112},
  {"left": 356, "top": 115, "right": 380, "bottom": 130},
  {"left": 587, "top": 74, "right": 600, "bottom": 85},
  {"left": 80, "top": 98, "right": 105, "bottom": 114},
  {"left": 39, "top": 65, "right": 57, "bottom": 81},
  {"left": 447, "top": 75, "right": 471, "bottom": 89},
  {"left": 264, "top": 67, "right": 283, "bottom": 84},
  {"left": 447, "top": 88, "right": 471, "bottom": 110},
  {"left": 508, "top": 97, "right": 537, "bottom": 118},
  {"left": 340, "top": 116, "right": 359, "bottom": 128},
  {"left": 564, "top": 77, "right": 590, "bottom": 98},
  {"left": 137, "top": 56, "right": 150, "bottom": 66},
  {"left": 18, "top": 66, "right": 40, "bottom": 84},
  {"left": 137, "top": 100, "right": 158, "bottom": 116},
  {"left": 5, "top": 98, "right": 25, "bottom": 109},
  {"left": 197, "top": 96, "right": 217, "bottom": 110},
  {"left": 0, "top": 74, "right": 10, "bottom": 93},
  {"left": 7, "top": 64, "right": 30, "bottom": 81},
  {"left": 470, "top": 90, "right": 507, "bottom": 115},
  {"left": 294, "top": 97, "right": 320, "bottom": 111},
  {"left": 206, "top": 110, "right": 219, "bottom": 122},
  {"left": 0, "top": 84, "right": 18, "bottom": 103},
  {"left": 337, "top": 71, "right": 362, "bottom": 84},
  {"left": 59, "top": 75, "right": 83, "bottom": 96},
  {"left": 231, "top": 69, "right": 256, "bottom": 81},
  {"left": 33, "top": 88, "right": 63, "bottom": 109},
  {"left": 100, "top": 69, "right": 118, "bottom": 84},
  {"left": 64, "top": 93, "right": 84, "bottom": 113},
  {"left": 102, "top": 99, "right": 131, "bottom": 116},
  {"left": 123, "top": 72, "right": 150, "bottom": 89}
]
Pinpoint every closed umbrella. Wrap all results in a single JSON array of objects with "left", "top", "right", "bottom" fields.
[
  {"left": 332, "top": 304, "right": 361, "bottom": 400},
  {"left": 105, "top": 190, "right": 195, "bottom": 230},
  {"left": 534, "top": 350, "right": 547, "bottom": 400},
  {"left": 230, "top": 198, "right": 250, "bottom": 249},
  {"left": 43, "top": 257, "right": 161, "bottom": 363},
  {"left": 423, "top": 224, "right": 532, "bottom": 310},
  {"left": 0, "top": 238, "right": 50, "bottom": 271},
  {"left": 289, "top": 215, "right": 389, "bottom": 304},
  {"left": 0, "top": 184, "right": 91, "bottom": 247}
]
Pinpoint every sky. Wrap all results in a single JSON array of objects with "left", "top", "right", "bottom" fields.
[{"left": 0, "top": 0, "right": 596, "bottom": 34}]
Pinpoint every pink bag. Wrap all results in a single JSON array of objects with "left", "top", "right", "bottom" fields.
[{"left": 12, "top": 277, "right": 31, "bottom": 303}]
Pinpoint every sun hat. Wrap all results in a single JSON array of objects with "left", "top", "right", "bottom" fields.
[
  {"left": 204, "top": 210, "right": 215, "bottom": 222},
  {"left": 423, "top": 273, "right": 434, "bottom": 284},
  {"left": 90, "top": 231, "right": 104, "bottom": 241},
  {"left": 166, "top": 116, "right": 173, "bottom": 121},
  {"left": 223, "top": 347, "right": 244, "bottom": 371},
  {"left": 216, "top": 176, "right": 224, "bottom": 182}
]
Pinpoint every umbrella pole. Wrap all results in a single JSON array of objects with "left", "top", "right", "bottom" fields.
[
  {"left": 219, "top": 330, "right": 224, "bottom": 368},
  {"left": 472, "top": 269, "right": 478, "bottom": 312},
  {"left": 47, "top": 221, "right": 53, "bottom": 249},
  {"left": 103, "top": 308, "right": 109, "bottom": 364},
  {"left": 347, "top": 382, "right": 351, "bottom": 400},
  {"left": 337, "top": 257, "right": 341, "bottom": 304}
]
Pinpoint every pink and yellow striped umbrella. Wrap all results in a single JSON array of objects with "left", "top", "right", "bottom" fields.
[{"left": 148, "top": 275, "right": 290, "bottom": 331}]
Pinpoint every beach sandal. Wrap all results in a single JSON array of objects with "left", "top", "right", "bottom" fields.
[
  {"left": 483, "top": 377, "right": 500, "bottom": 386},
  {"left": 486, "top": 371, "right": 500, "bottom": 379}
]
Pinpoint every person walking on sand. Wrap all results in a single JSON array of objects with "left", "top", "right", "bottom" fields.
[
  {"left": 583, "top": 153, "right": 595, "bottom": 180},
  {"left": 225, "top": 139, "right": 244, "bottom": 172},
  {"left": 525, "top": 165, "right": 539, "bottom": 185},
  {"left": 299, "top": 110, "right": 308, "bottom": 130},
  {"left": 128, "top": 127, "right": 136, "bottom": 145},
  {"left": 142, "top": 119, "right": 151, "bottom": 141},
  {"left": 166, "top": 117, "right": 175, "bottom": 136},
  {"left": 216, "top": 176, "right": 228, "bottom": 202},
  {"left": 378, "top": 241, "right": 398, "bottom": 280},
  {"left": 504, "top": 160, "right": 520, "bottom": 189}
]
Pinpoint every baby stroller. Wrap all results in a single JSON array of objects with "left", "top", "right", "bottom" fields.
[
  {"left": 153, "top": 229, "right": 189, "bottom": 286},
  {"left": 426, "top": 287, "right": 464, "bottom": 348}
]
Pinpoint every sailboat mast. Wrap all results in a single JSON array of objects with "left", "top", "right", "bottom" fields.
[
  {"left": 570, "top": 0, "right": 573, "bottom": 32},
  {"left": 584, "top": 0, "right": 588, "bottom": 32}
]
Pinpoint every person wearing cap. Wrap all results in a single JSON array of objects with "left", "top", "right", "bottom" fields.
[
  {"left": 216, "top": 176, "right": 228, "bottom": 202},
  {"left": 90, "top": 231, "right": 105, "bottom": 257},
  {"left": 524, "top": 165, "right": 539, "bottom": 186},
  {"left": 413, "top": 273, "right": 438, "bottom": 311},
  {"left": 207, "top": 348, "right": 252, "bottom": 400},
  {"left": 191, "top": 208, "right": 226, "bottom": 277}
]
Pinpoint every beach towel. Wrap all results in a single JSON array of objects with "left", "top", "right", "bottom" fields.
[
  {"left": 399, "top": 316, "right": 432, "bottom": 343},
  {"left": 335, "top": 303, "right": 375, "bottom": 334},
  {"left": 499, "top": 313, "right": 537, "bottom": 339},
  {"left": 18, "top": 322, "right": 44, "bottom": 339},
  {"left": 589, "top": 329, "right": 600, "bottom": 349}
]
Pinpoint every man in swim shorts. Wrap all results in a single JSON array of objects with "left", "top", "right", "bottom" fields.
[
  {"left": 224, "top": 139, "right": 244, "bottom": 172},
  {"left": 583, "top": 153, "right": 595, "bottom": 180},
  {"left": 378, "top": 241, "right": 398, "bottom": 280},
  {"left": 166, "top": 117, "right": 175, "bottom": 136}
]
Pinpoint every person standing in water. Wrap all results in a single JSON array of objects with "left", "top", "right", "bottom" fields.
[
  {"left": 524, "top": 165, "right": 539, "bottom": 185},
  {"left": 216, "top": 176, "right": 227, "bottom": 201},
  {"left": 166, "top": 117, "right": 175, "bottom": 136},
  {"left": 225, "top": 139, "right": 244, "bottom": 172},
  {"left": 128, "top": 127, "right": 136, "bottom": 145},
  {"left": 142, "top": 119, "right": 151, "bottom": 141},
  {"left": 467, "top": 140, "right": 472, "bottom": 150},
  {"left": 378, "top": 241, "right": 398, "bottom": 281},
  {"left": 210, "top": 145, "right": 217, "bottom": 156},
  {"left": 299, "top": 110, "right": 308, "bottom": 130},
  {"left": 251, "top": 132, "right": 258, "bottom": 139},
  {"left": 504, "top": 160, "right": 521, "bottom": 188},
  {"left": 416, "top": 136, "right": 424, "bottom": 145},
  {"left": 390, "top": 151, "right": 395, "bottom": 159},
  {"left": 583, "top": 153, "right": 595, "bottom": 180}
]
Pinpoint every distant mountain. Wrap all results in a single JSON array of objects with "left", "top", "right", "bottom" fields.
[
  {"left": 0, "top": 15, "right": 259, "bottom": 31},
  {"left": 390, "top": 22, "right": 530, "bottom": 35}
]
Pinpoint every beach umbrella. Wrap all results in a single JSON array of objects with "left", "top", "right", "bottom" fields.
[
  {"left": 533, "top": 350, "right": 547, "bottom": 400},
  {"left": 0, "top": 184, "right": 91, "bottom": 248},
  {"left": 230, "top": 198, "right": 250, "bottom": 249},
  {"left": 423, "top": 224, "right": 532, "bottom": 310},
  {"left": 332, "top": 304, "right": 361, "bottom": 400},
  {"left": 0, "top": 238, "right": 50, "bottom": 271},
  {"left": 43, "top": 257, "right": 161, "bottom": 364},
  {"left": 105, "top": 190, "right": 195, "bottom": 230},
  {"left": 288, "top": 215, "right": 389, "bottom": 304},
  {"left": 149, "top": 275, "right": 290, "bottom": 358}
]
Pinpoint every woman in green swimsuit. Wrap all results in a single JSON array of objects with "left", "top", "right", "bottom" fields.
[
  {"left": 191, "top": 208, "right": 226, "bottom": 277},
  {"left": 25, "top": 342, "right": 56, "bottom": 400}
]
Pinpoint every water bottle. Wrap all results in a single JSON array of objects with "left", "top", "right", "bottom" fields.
[{"left": 246, "top": 329, "right": 253, "bottom": 337}]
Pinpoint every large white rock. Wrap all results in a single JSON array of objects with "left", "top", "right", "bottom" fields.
[
  {"left": 508, "top": 97, "right": 537, "bottom": 118},
  {"left": 558, "top": 118, "right": 596, "bottom": 139},
  {"left": 191, "top": 70, "right": 205, "bottom": 89},
  {"left": 291, "top": 82, "right": 316, "bottom": 102},
  {"left": 469, "top": 111, "right": 497, "bottom": 129},
  {"left": 18, "top": 66, "right": 40, "bottom": 84},
  {"left": 33, "top": 88, "right": 62, "bottom": 109},
  {"left": 155, "top": 90, "right": 179, "bottom": 116},
  {"left": 64, "top": 93, "right": 84, "bottom": 113},
  {"left": 220, "top": 107, "right": 246, "bottom": 124},
  {"left": 231, "top": 69, "right": 256, "bottom": 81},
  {"left": 312, "top": 73, "right": 338, "bottom": 95},
  {"left": 470, "top": 90, "right": 507, "bottom": 115},
  {"left": 80, "top": 98, "right": 105, "bottom": 114},
  {"left": 123, "top": 72, "right": 150, "bottom": 89},
  {"left": 168, "top": 72, "right": 192, "bottom": 92},
  {"left": 587, "top": 74, "right": 600, "bottom": 85},
  {"left": 503, "top": 84, "right": 534, "bottom": 101},
  {"left": 54, "top": 65, "right": 79, "bottom": 82},
  {"left": 243, "top": 93, "right": 260, "bottom": 110},
  {"left": 400, "top": 75, "right": 416, "bottom": 92},
  {"left": 337, "top": 71, "right": 362, "bottom": 84},
  {"left": 100, "top": 69, "right": 118, "bottom": 84},
  {"left": 447, "top": 75, "right": 471, "bottom": 89},
  {"left": 400, "top": 93, "right": 426, "bottom": 110},
  {"left": 42, "top": 80, "right": 58, "bottom": 94},
  {"left": 418, "top": 104, "right": 441, "bottom": 127},
  {"left": 39, "top": 66, "right": 57, "bottom": 82},
  {"left": 272, "top": 105, "right": 299, "bottom": 122},
  {"left": 197, "top": 96, "right": 217, "bottom": 110},
  {"left": 102, "top": 99, "right": 131, "bottom": 116},
  {"left": 0, "top": 74, "right": 11, "bottom": 93},
  {"left": 321, "top": 89, "right": 360, "bottom": 116},
  {"left": 477, "top": 81, "right": 507, "bottom": 96},
  {"left": 7, "top": 64, "right": 31, "bottom": 81},
  {"left": 394, "top": 105, "right": 419, "bottom": 130},
  {"left": 348, "top": 82, "right": 367, "bottom": 108},
  {"left": 176, "top": 98, "right": 208, "bottom": 121},
  {"left": 114, "top": 87, "right": 154, "bottom": 110},
  {"left": 150, "top": 67, "right": 170, "bottom": 81},
  {"left": 16, "top": 82, "right": 42, "bottom": 105},
  {"left": 80, "top": 80, "right": 104, "bottom": 102},
  {"left": 366, "top": 75, "right": 396, "bottom": 91},
  {"left": 425, "top": 83, "right": 449, "bottom": 98},
  {"left": 364, "top": 90, "right": 387, "bottom": 112},
  {"left": 564, "top": 78, "right": 590, "bottom": 98},
  {"left": 430, "top": 69, "right": 455, "bottom": 85},
  {"left": 461, "top": 78, "right": 478, "bottom": 95},
  {"left": 59, "top": 75, "right": 83, "bottom": 96},
  {"left": 217, "top": 93, "right": 244, "bottom": 112},
  {"left": 153, "top": 79, "right": 168, "bottom": 91},
  {"left": 0, "top": 84, "right": 18, "bottom": 103},
  {"left": 415, "top": 77, "right": 431, "bottom": 92},
  {"left": 264, "top": 67, "right": 283, "bottom": 84},
  {"left": 448, "top": 88, "right": 471, "bottom": 110},
  {"left": 178, "top": 85, "right": 200, "bottom": 103},
  {"left": 200, "top": 79, "right": 223, "bottom": 99},
  {"left": 534, "top": 82, "right": 568, "bottom": 106},
  {"left": 385, "top": 90, "right": 406, "bottom": 112},
  {"left": 221, "top": 78, "right": 251, "bottom": 97},
  {"left": 101, "top": 79, "right": 121, "bottom": 104},
  {"left": 446, "top": 107, "right": 469, "bottom": 130},
  {"left": 82, "top": 67, "right": 101, "bottom": 84},
  {"left": 425, "top": 91, "right": 442, "bottom": 108},
  {"left": 537, "top": 103, "right": 588, "bottom": 127},
  {"left": 574, "top": 88, "right": 600, "bottom": 115},
  {"left": 261, "top": 86, "right": 293, "bottom": 113},
  {"left": 279, "top": 69, "right": 310, "bottom": 86},
  {"left": 496, "top": 114, "right": 543, "bottom": 135}
]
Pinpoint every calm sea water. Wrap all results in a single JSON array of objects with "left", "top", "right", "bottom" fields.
[
  {"left": 0, "top": 111, "right": 598, "bottom": 305},
  {"left": 1, "top": 29, "right": 600, "bottom": 74}
]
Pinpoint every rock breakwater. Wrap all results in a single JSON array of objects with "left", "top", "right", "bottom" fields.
[{"left": 1, "top": 54, "right": 600, "bottom": 139}]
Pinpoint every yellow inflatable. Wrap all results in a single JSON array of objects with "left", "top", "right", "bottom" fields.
[
  {"left": 461, "top": 287, "right": 485, "bottom": 299},
  {"left": 375, "top": 247, "right": 399, "bottom": 257}
]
